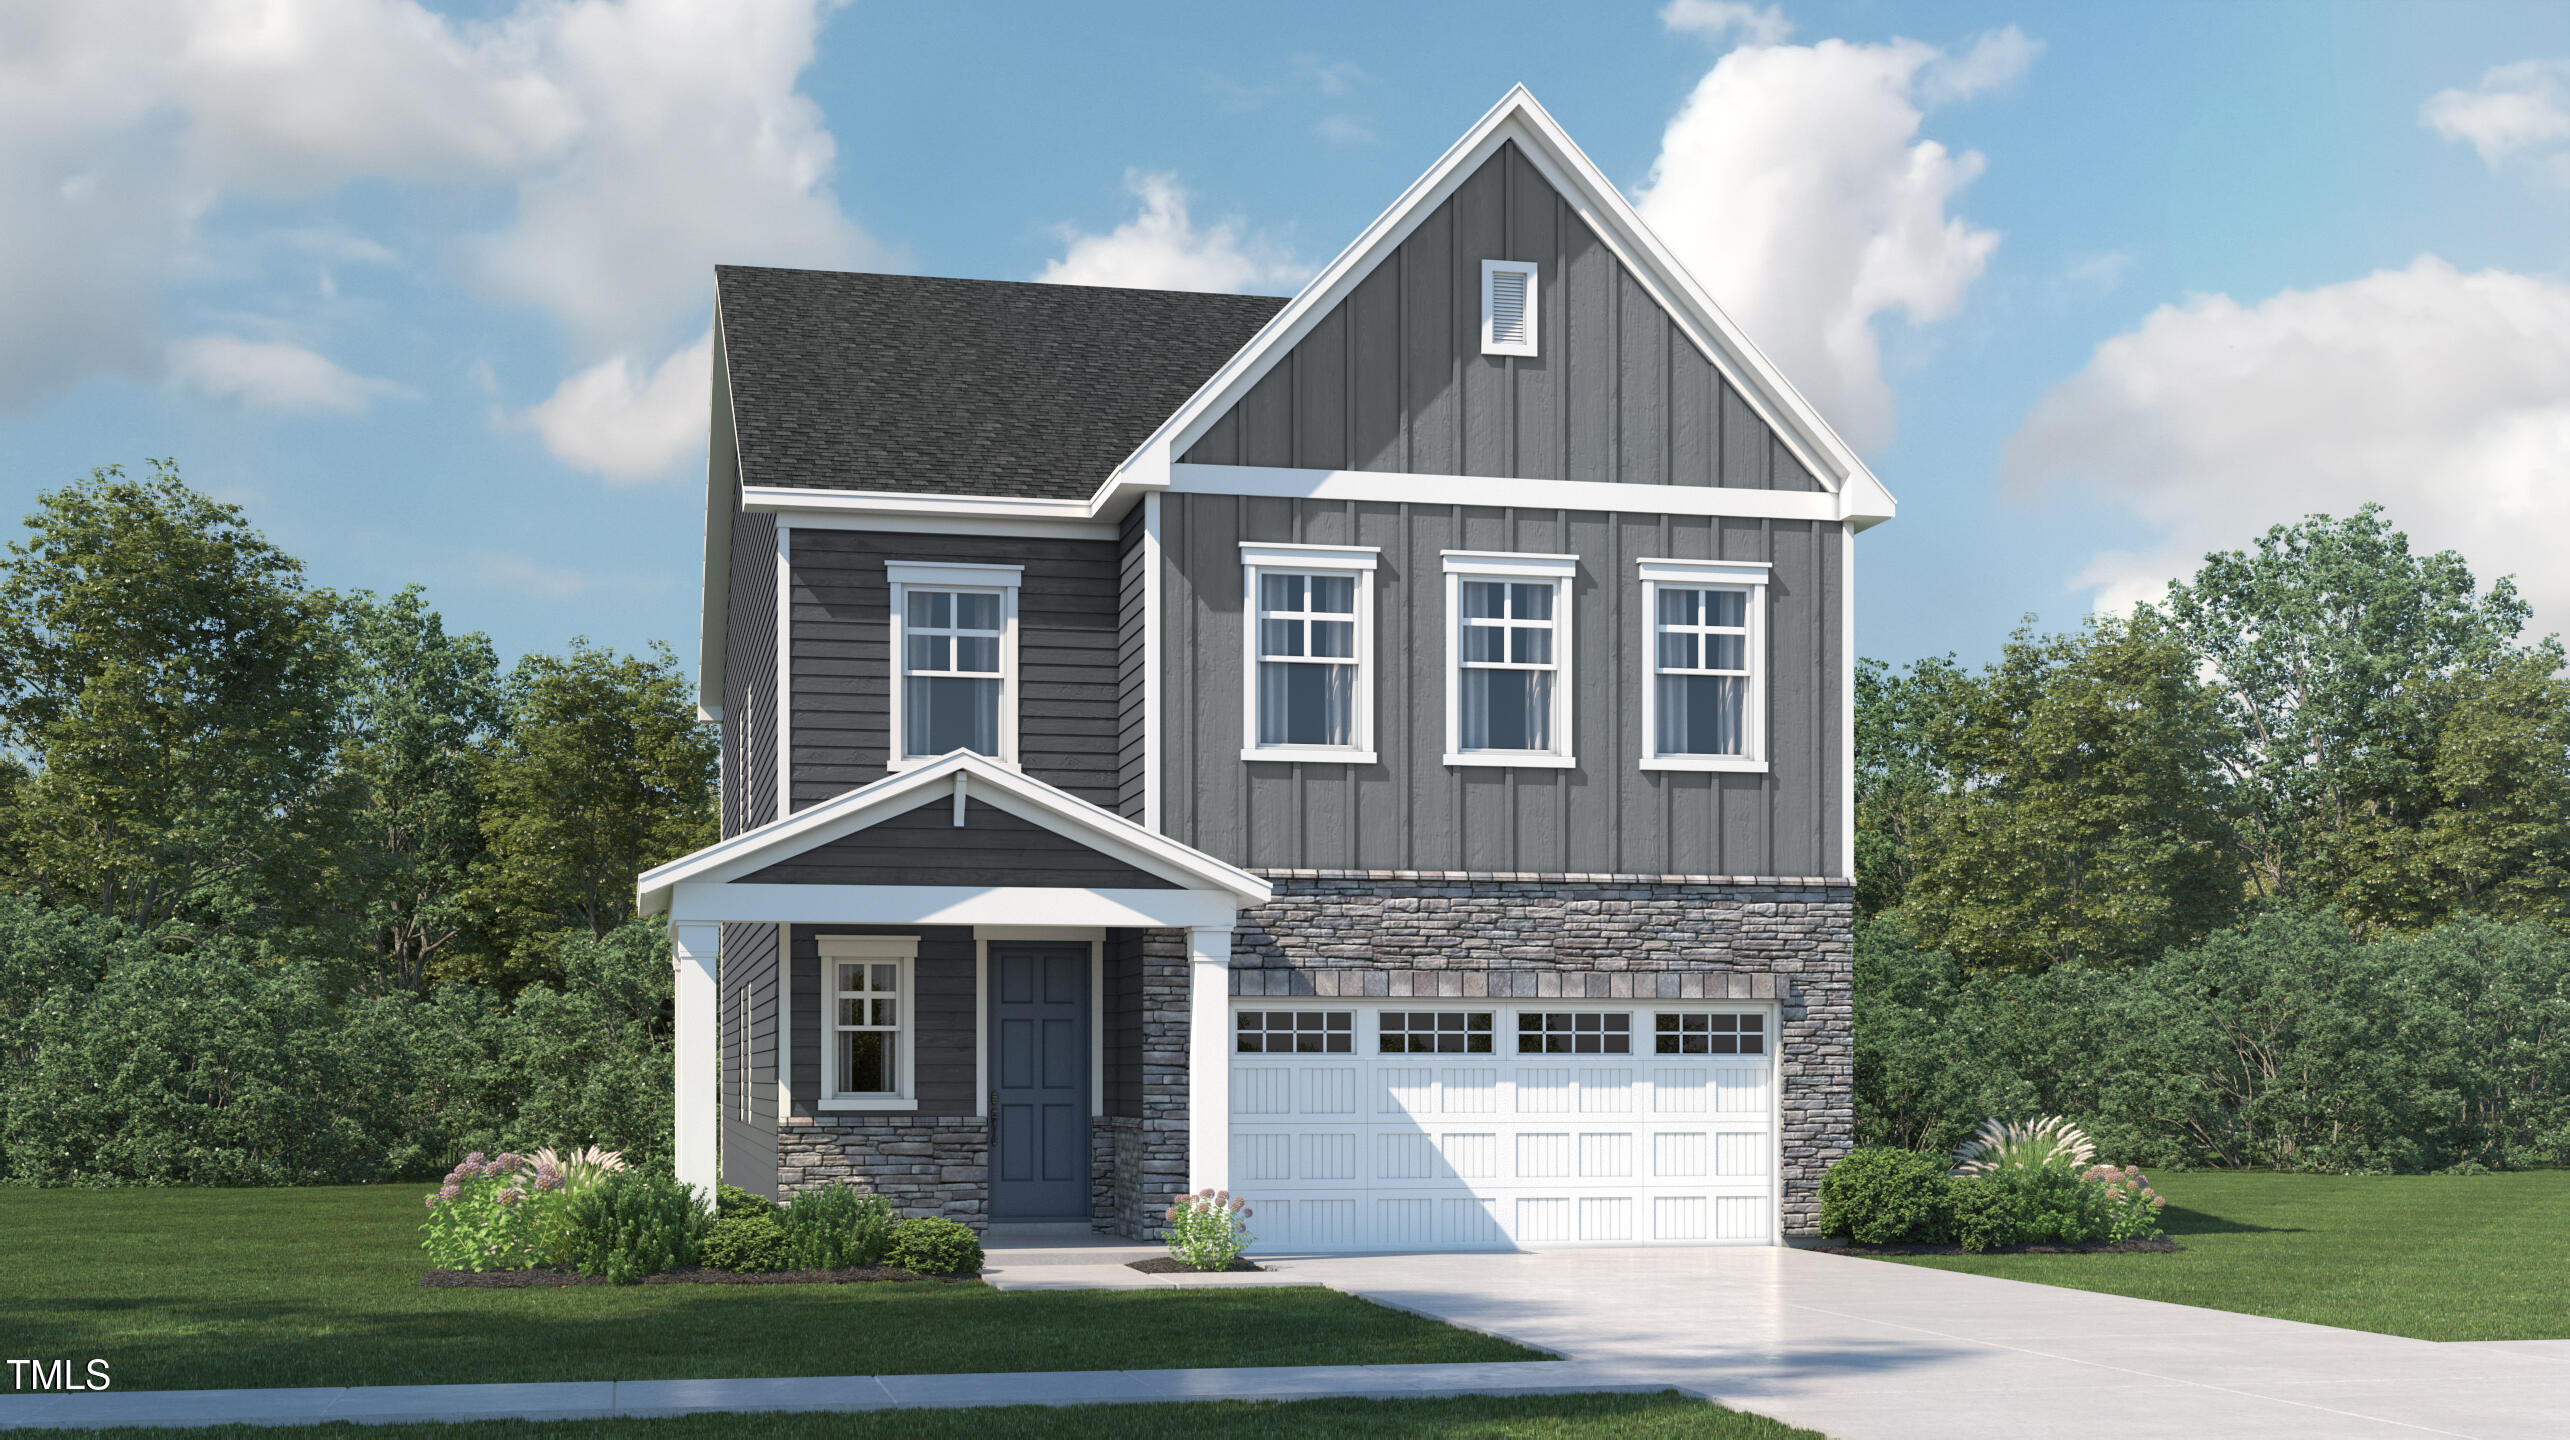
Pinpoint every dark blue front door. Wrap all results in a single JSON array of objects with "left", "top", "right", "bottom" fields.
[{"left": 989, "top": 945, "right": 1089, "bottom": 1220}]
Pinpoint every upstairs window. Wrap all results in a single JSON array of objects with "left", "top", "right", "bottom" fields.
[
  {"left": 1240, "top": 544, "right": 1378, "bottom": 763},
  {"left": 1638, "top": 559, "right": 1768, "bottom": 773},
  {"left": 1443, "top": 552, "right": 1576, "bottom": 768},
  {"left": 1481, "top": 259, "right": 1539, "bottom": 357},
  {"left": 887, "top": 562, "right": 1022, "bottom": 767}
]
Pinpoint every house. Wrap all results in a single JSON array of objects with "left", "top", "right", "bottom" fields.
[{"left": 638, "top": 87, "right": 1894, "bottom": 1250}]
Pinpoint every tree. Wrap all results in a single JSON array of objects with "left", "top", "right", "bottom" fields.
[
  {"left": 0, "top": 463, "right": 356, "bottom": 933},
  {"left": 2147, "top": 505, "right": 2547, "bottom": 923},
  {"left": 337, "top": 587, "right": 505, "bottom": 992},
  {"left": 1853, "top": 654, "right": 1968, "bottom": 918},
  {"left": 1896, "top": 615, "right": 2239, "bottom": 972},
  {"left": 465, "top": 640, "right": 715, "bottom": 986}
]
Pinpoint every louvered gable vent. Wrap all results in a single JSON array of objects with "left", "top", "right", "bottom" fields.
[{"left": 1480, "top": 259, "right": 1538, "bottom": 357}]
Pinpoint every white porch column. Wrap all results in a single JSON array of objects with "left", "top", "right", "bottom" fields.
[
  {"left": 1186, "top": 925, "right": 1233, "bottom": 1194},
  {"left": 670, "top": 921, "right": 720, "bottom": 1201}
]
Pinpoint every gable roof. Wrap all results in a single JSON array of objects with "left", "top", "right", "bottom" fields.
[
  {"left": 1091, "top": 86, "right": 1897, "bottom": 527},
  {"left": 636, "top": 749, "right": 1273, "bottom": 915},
  {"left": 716, "top": 267, "right": 1286, "bottom": 500}
]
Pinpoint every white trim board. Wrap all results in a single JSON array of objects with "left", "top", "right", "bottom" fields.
[{"left": 1170, "top": 465, "right": 1886, "bottom": 526}]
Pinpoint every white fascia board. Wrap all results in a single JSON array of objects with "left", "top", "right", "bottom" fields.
[
  {"left": 1168, "top": 464, "right": 1862, "bottom": 525},
  {"left": 741, "top": 485, "right": 1095, "bottom": 523},
  {"left": 698, "top": 301, "right": 741, "bottom": 719},
  {"left": 636, "top": 750, "right": 1271, "bottom": 913},
  {"left": 668, "top": 882, "right": 1241, "bottom": 929},
  {"left": 774, "top": 509, "right": 1118, "bottom": 541},
  {"left": 1088, "top": 85, "right": 1898, "bottom": 527}
]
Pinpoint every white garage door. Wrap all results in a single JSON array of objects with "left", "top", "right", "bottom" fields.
[{"left": 1228, "top": 999, "right": 1776, "bottom": 1252}]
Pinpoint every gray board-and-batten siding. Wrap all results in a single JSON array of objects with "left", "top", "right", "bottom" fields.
[
  {"left": 1158, "top": 493, "right": 1844, "bottom": 878},
  {"left": 1180, "top": 140, "right": 1820, "bottom": 493}
]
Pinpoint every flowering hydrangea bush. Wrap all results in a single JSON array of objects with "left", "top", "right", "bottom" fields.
[
  {"left": 420, "top": 1152, "right": 571, "bottom": 1271},
  {"left": 2082, "top": 1163, "right": 2168, "bottom": 1240},
  {"left": 1163, "top": 1189, "right": 1255, "bottom": 1271}
]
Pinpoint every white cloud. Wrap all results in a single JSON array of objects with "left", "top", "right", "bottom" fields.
[
  {"left": 2422, "top": 59, "right": 2570, "bottom": 183},
  {"left": 1038, "top": 172, "right": 1304, "bottom": 294},
  {"left": 1659, "top": 1, "right": 1793, "bottom": 47},
  {"left": 166, "top": 334, "right": 411, "bottom": 413},
  {"left": 0, "top": 0, "right": 876, "bottom": 476},
  {"left": 1313, "top": 114, "right": 1376, "bottom": 146},
  {"left": 519, "top": 329, "right": 712, "bottom": 482},
  {"left": 2005, "top": 256, "right": 2570, "bottom": 640},
  {"left": 1633, "top": 26, "right": 2033, "bottom": 452}
]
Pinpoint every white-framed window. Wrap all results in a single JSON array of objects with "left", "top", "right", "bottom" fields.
[
  {"left": 820, "top": 935, "right": 918, "bottom": 1110},
  {"left": 1481, "top": 259, "right": 1539, "bottom": 357},
  {"left": 886, "top": 561, "right": 1022, "bottom": 769},
  {"left": 1442, "top": 551, "right": 1576, "bottom": 768},
  {"left": 1239, "top": 543, "right": 1378, "bottom": 763},
  {"left": 1638, "top": 558, "right": 1768, "bottom": 772}
]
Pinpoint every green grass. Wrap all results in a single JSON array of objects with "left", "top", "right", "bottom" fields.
[
  {"left": 58, "top": 1393, "right": 1821, "bottom": 1440},
  {"left": 0, "top": 1186, "right": 1538, "bottom": 1391},
  {"left": 1887, "top": 1169, "right": 2570, "bottom": 1341}
]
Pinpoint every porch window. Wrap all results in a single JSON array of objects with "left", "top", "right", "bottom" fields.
[
  {"left": 1240, "top": 543, "right": 1379, "bottom": 763},
  {"left": 886, "top": 562, "right": 1022, "bottom": 768},
  {"left": 819, "top": 935, "right": 917, "bottom": 1108},
  {"left": 1638, "top": 559, "right": 1769, "bottom": 772},
  {"left": 1443, "top": 552, "right": 1576, "bottom": 767}
]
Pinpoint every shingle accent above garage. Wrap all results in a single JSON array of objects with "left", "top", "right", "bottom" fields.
[{"left": 715, "top": 266, "right": 1286, "bottom": 500}]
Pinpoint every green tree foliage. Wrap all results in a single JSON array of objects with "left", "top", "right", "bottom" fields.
[
  {"left": 1877, "top": 617, "right": 2239, "bottom": 971},
  {"left": 0, "top": 463, "right": 355, "bottom": 933},
  {"left": 337, "top": 587, "right": 504, "bottom": 992},
  {"left": 467, "top": 640, "right": 716, "bottom": 986},
  {"left": 2146, "top": 505, "right": 2560, "bottom": 928}
]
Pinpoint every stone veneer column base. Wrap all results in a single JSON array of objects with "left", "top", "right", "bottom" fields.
[
  {"left": 776, "top": 1114, "right": 990, "bottom": 1228},
  {"left": 1097, "top": 927, "right": 1192, "bottom": 1240}
]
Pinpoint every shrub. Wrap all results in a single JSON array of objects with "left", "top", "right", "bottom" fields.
[
  {"left": 781, "top": 1183, "right": 895, "bottom": 1270},
  {"left": 1163, "top": 1189, "right": 1256, "bottom": 1270},
  {"left": 715, "top": 1183, "right": 773, "bottom": 1221},
  {"left": 2006, "top": 1165, "right": 2112, "bottom": 1243},
  {"left": 559, "top": 1170, "right": 708, "bottom": 1283},
  {"left": 1952, "top": 1116, "right": 2096, "bottom": 1175},
  {"left": 2083, "top": 1164, "right": 2167, "bottom": 1240},
  {"left": 420, "top": 1151, "right": 572, "bottom": 1271},
  {"left": 886, "top": 1216, "right": 983, "bottom": 1276},
  {"left": 1944, "top": 1175, "right": 2016, "bottom": 1252},
  {"left": 1817, "top": 1147, "right": 1950, "bottom": 1244},
  {"left": 701, "top": 1209, "right": 788, "bottom": 1273}
]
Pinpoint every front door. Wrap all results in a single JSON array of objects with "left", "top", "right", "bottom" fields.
[{"left": 988, "top": 944, "right": 1090, "bottom": 1220}]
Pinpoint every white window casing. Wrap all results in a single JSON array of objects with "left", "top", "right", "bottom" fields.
[
  {"left": 886, "top": 561, "right": 1022, "bottom": 770},
  {"left": 1239, "top": 543, "right": 1380, "bottom": 764},
  {"left": 818, "top": 934, "right": 919, "bottom": 1110},
  {"left": 1638, "top": 558, "right": 1769, "bottom": 773},
  {"left": 1481, "top": 259, "right": 1539, "bottom": 357},
  {"left": 1442, "top": 551, "right": 1577, "bottom": 769}
]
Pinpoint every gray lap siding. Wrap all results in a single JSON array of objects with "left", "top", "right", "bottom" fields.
[{"left": 787, "top": 528, "right": 1122, "bottom": 812}]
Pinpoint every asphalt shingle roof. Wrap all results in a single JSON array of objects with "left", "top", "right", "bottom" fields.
[{"left": 715, "top": 266, "right": 1287, "bottom": 501}]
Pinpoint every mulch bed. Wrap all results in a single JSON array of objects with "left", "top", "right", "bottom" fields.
[
  {"left": 422, "top": 1265, "right": 980, "bottom": 1288},
  {"left": 1125, "top": 1257, "right": 1266, "bottom": 1274},
  {"left": 1808, "top": 1237, "right": 2182, "bottom": 1257}
]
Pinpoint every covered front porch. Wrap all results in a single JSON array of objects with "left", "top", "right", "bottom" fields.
[{"left": 636, "top": 751, "right": 1269, "bottom": 1235}]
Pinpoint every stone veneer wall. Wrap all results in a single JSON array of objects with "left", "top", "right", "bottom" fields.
[
  {"left": 776, "top": 1114, "right": 990, "bottom": 1227},
  {"left": 1225, "top": 871, "right": 1855, "bottom": 1239},
  {"left": 1099, "top": 928, "right": 1193, "bottom": 1239}
]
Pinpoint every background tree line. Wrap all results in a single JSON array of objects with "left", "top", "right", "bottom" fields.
[
  {"left": 1857, "top": 506, "right": 2570, "bottom": 1170},
  {"left": 0, "top": 463, "right": 717, "bottom": 1182}
]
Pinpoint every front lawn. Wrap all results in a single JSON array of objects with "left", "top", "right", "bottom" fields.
[
  {"left": 0, "top": 1187, "right": 1537, "bottom": 1391},
  {"left": 1887, "top": 1169, "right": 2570, "bottom": 1341},
  {"left": 58, "top": 1393, "right": 1822, "bottom": 1440}
]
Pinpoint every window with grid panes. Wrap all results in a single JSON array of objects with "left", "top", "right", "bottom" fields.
[
  {"left": 1654, "top": 1012, "right": 1765, "bottom": 1055},
  {"left": 1516, "top": 1011, "right": 1632, "bottom": 1054},
  {"left": 1234, "top": 1010, "right": 1354, "bottom": 1054},
  {"left": 1458, "top": 578, "right": 1561, "bottom": 753},
  {"left": 1379, "top": 1011, "right": 1495, "bottom": 1054},
  {"left": 1256, "top": 572, "right": 1360, "bottom": 747},
  {"left": 1653, "top": 587, "right": 1751, "bottom": 757}
]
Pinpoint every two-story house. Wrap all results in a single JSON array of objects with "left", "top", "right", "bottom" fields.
[{"left": 639, "top": 88, "right": 1894, "bottom": 1250}]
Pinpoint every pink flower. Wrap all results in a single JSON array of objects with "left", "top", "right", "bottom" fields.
[
  {"left": 423, "top": 1194, "right": 438, "bottom": 1209},
  {"left": 496, "top": 1188, "right": 522, "bottom": 1208},
  {"left": 437, "top": 1183, "right": 461, "bottom": 1203}
]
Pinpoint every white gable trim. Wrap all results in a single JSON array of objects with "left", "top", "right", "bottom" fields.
[
  {"left": 1089, "top": 85, "right": 1896, "bottom": 524},
  {"left": 636, "top": 749, "right": 1272, "bottom": 916}
]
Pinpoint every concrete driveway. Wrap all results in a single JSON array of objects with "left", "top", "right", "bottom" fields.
[{"left": 1249, "top": 1246, "right": 2569, "bottom": 1440}]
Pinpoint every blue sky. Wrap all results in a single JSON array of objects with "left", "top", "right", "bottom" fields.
[{"left": 4, "top": 0, "right": 2567, "bottom": 675}]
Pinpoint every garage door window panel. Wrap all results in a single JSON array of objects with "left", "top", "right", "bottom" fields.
[
  {"left": 1237, "top": 1009, "right": 1354, "bottom": 1054},
  {"left": 1381, "top": 1011, "right": 1495, "bottom": 1054},
  {"left": 1655, "top": 1012, "right": 1765, "bottom": 1055},
  {"left": 1518, "top": 1011, "right": 1631, "bottom": 1055}
]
